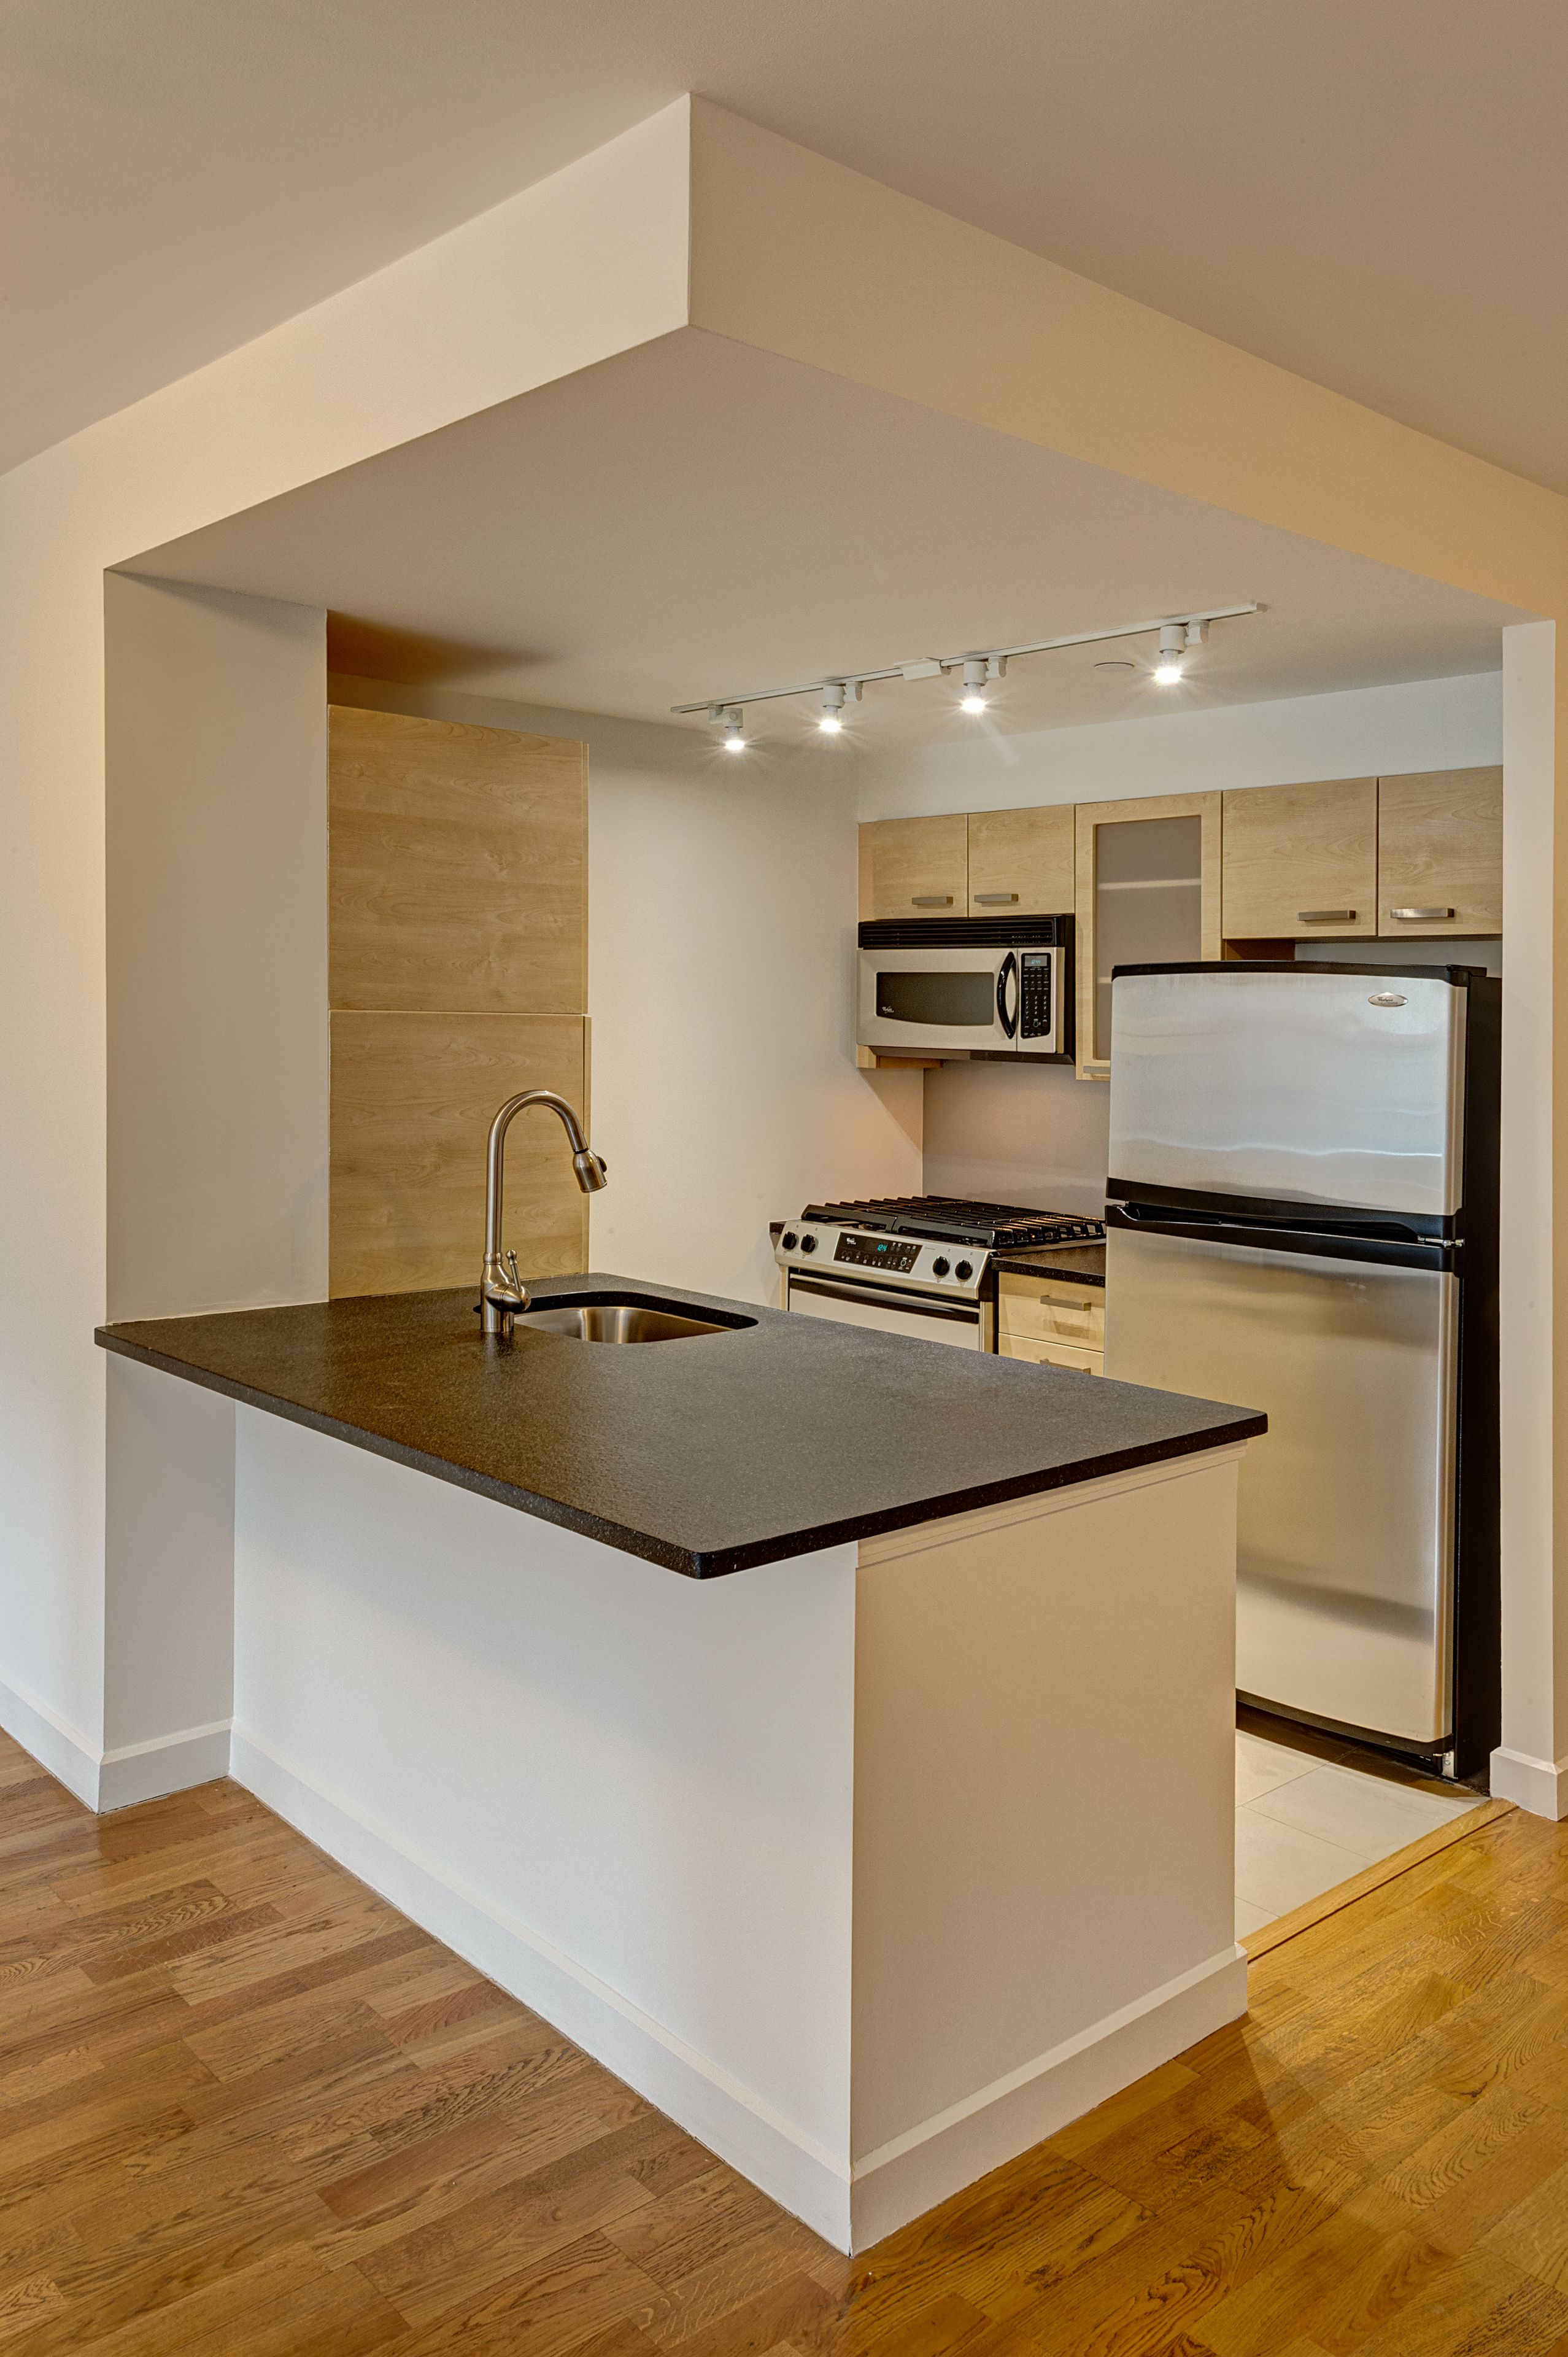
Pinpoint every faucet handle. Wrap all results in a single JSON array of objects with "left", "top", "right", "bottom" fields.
[{"left": 504, "top": 1250, "right": 522, "bottom": 1294}]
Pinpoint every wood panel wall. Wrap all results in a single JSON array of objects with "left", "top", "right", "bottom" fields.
[{"left": 327, "top": 706, "right": 589, "bottom": 1298}]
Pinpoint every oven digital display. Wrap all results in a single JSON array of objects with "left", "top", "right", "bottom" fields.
[{"left": 835, "top": 1233, "right": 921, "bottom": 1272}]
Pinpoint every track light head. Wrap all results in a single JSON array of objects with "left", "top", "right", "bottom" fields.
[
  {"left": 710, "top": 703, "right": 747, "bottom": 750},
  {"left": 960, "top": 656, "right": 991, "bottom": 714},
  {"left": 1154, "top": 622, "right": 1186, "bottom": 684},
  {"left": 818, "top": 683, "right": 846, "bottom": 733}
]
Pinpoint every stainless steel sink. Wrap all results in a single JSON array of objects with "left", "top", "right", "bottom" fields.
[{"left": 516, "top": 1298, "right": 744, "bottom": 1344}]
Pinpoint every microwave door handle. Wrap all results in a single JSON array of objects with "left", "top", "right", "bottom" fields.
[{"left": 996, "top": 951, "right": 1019, "bottom": 1039}]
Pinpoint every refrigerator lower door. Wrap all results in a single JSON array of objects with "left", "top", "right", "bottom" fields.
[{"left": 1106, "top": 1222, "right": 1458, "bottom": 1746}]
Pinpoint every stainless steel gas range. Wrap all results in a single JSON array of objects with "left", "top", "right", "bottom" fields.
[{"left": 772, "top": 1196, "right": 1104, "bottom": 1350}]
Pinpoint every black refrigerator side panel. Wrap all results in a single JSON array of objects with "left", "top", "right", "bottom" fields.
[{"left": 1453, "top": 975, "right": 1501, "bottom": 1781}]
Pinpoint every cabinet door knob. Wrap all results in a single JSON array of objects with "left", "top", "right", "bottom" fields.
[
  {"left": 911, "top": 894, "right": 954, "bottom": 907},
  {"left": 973, "top": 892, "right": 1019, "bottom": 905},
  {"left": 1389, "top": 907, "right": 1455, "bottom": 921},
  {"left": 1297, "top": 909, "right": 1357, "bottom": 923}
]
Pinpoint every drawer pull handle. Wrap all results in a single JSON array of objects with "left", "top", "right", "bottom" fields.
[
  {"left": 911, "top": 894, "right": 954, "bottom": 907},
  {"left": 1297, "top": 909, "right": 1356, "bottom": 923},
  {"left": 1389, "top": 907, "right": 1455, "bottom": 921},
  {"left": 973, "top": 892, "right": 1019, "bottom": 905}
]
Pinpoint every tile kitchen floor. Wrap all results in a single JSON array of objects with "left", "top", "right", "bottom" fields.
[{"left": 1235, "top": 1719, "right": 1480, "bottom": 1937}]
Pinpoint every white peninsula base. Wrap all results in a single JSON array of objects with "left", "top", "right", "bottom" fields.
[{"left": 229, "top": 1407, "right": 1246, "bottom": 2254}]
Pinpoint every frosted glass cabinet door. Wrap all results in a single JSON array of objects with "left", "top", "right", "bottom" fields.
[{"left": 1105, "top": 1224, "right": 1458, "bottom": 1744}]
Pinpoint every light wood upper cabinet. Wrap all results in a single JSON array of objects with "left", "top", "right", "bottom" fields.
[
  {"left": 330, "top": 705, "right": 586, "bottom": 1013},
  {"left": 966, "top": 804, "right": 1075, "bottom": 916},
  {"left": 1377, "top": 767, "right": 1502, "bottom": 937},
  {"left": 1074, "top": 793, "right": 1221, "bottom": 1077},
  {"left": 1221, "top": 776, "right": 1377, "bottom": 940},
  {"left": 860, "top": 814, "right": 969, "bottom": 919}
]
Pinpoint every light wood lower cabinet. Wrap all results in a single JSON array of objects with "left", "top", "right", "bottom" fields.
[
  {"left": 997, "top": 1272, "right": 1105, "bottom": 1374},
  {"left": 860, "top": 814, "right": 969, "bottom": 918},
  {"left": 1377, "top": 767, "right": 1502, "bottom": 936},
  {"left": 966, "top": 803, "right": 1075, "bottom": 916},
  {"left": 1221, "top": 776, "right": 1377, "bottom": 940}
]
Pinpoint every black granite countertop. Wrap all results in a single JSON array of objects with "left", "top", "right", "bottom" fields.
[
  {"left": 96, "top": 1274, "right": 1262, "bottom": 1579},
  {"left": 992, "top": 1244, "right": 1108, "bottom": 1286}
]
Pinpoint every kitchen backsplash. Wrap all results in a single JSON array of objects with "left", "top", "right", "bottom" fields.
[{"left": 922, "top": 1059, "right": 1111, "bottom": 1215}]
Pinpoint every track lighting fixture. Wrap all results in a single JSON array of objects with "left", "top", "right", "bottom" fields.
[
  {"left": 674, "top": 604, "right": 1255, "bottom": 737},
  {"left": 959, "top": 657, "right": 991, "bottom": 714},
  {"left": 1153, "top": 623, "right": 1187, "bottom": 685}
]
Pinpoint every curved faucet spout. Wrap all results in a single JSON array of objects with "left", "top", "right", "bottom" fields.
[{"left": 481, "top": 1090, "right": 608, "bottom": 1338}]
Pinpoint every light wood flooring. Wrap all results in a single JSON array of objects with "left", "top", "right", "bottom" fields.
[{"left": 4, "top": 1725, "right": 1568, "bottom": 2353}]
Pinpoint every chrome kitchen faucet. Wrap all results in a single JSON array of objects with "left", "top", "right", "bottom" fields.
[{"left": 480, "top": 1091, "right": 607, "bottom": 1337}]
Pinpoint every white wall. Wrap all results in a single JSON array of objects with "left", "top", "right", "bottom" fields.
[
  {"left": 875, "top": 673, "right": 1505, "bottom": 1211},
  {"left": 330, "top": 676, "right": 924, "bottom": 1302},
  {"left": 106, "top": 576, "right": 330, "bottom": 1320},
  {"left": 858, "top": 671, "right": 1504, "bottom": 821},
  {"left": 0, "top": 104, "right": 692, "bottom": 1771}
]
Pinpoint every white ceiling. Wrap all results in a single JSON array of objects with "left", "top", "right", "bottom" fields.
[
  {"left": 125, "top": 330, "right": 1521, "bottom": 746},
  {"left": 6, "top": 2, "right": 1568, "bottom": 490}
]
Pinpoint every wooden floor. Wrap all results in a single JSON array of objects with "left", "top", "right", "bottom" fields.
[{"left": 4, "top": 1734, "right": 1568, "bottom": 2357}]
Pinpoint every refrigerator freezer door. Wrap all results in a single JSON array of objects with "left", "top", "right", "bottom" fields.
[
  {"left": 1108, "top": 967, "right": 1467, "bottom": 1214},
  {"left": 1106, "top": 1223, "right": 1457, "bottom": 1744}
]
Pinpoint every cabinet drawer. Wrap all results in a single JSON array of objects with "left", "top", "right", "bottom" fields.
[
  {"left": 997, "top": 1274, "right": 1106, "bottom": 1347},
  {"left": 1000, "top": 1332, "right": 1104, "bottom": 1374}
]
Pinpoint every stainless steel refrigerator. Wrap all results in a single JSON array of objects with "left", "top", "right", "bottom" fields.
[{"left": 1103, "top": 962, "right": 1499, "bottom": 1778}]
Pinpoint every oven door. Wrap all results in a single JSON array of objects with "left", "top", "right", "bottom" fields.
[
  {"left": 859, "top": 944, "right": 1016, "bottom": 1055},
  {"left": 786, "top": 1271, "right": 991, "bottom": 1350}
]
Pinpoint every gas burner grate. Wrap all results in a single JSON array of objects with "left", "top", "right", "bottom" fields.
[{"left": 800, "top": 1195, "right": 1103, "bottom": 1250}]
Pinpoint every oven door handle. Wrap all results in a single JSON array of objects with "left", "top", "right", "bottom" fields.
[
  {"left": 788, "top": 1274, "right": 981, "bottom": 1323},
  {"left": 996, "top": 951, "right": 1019, "bottom": 1040}
]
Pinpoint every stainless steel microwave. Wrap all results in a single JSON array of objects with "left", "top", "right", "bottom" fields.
[{"left": 857, "top": 917, "right": 1073, "bottom": 1059}]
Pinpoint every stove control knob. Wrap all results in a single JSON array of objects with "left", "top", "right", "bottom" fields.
[
  {"left": 781, "top": 1231, "right": 798, "bottom": 1252},
  {"left": 954, "top": 1260, "right": 974, "bottom": 1282},
  {"left": 800, "top": 1233, "right": 818, "bottom": 1254},
  {"left": 932, "top": 1256, "right": 950, "bottom": 1278}
]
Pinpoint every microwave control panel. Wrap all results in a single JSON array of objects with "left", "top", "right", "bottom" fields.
[{"left": 1019, "top": 951, "right": 1054, "bottom": 1040}]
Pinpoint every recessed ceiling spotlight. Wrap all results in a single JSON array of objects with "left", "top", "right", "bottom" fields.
[
  {"left": 818, "top": 683, "right": 846, "bottom": 733},
  {"left": 1095, "top": 659, "right": 1135, "bottom": 673}
]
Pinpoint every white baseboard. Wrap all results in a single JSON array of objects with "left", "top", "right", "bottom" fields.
[
  {"left": 0, "top": 1674, "right": 232, "bottom": 1814},
  {"left": 848, "top": 1944, "right": 1248, "bottom": 2251},
  {"left": 0, "top": 1671, "right": 101, "bottom": 1809},
  {"left": 229, "top": 1724, "right": 1246, "bottom": 2257},
  {"left": 1490, "top": 1745, "right": 1568, "bottom": 1819},
  {"left": 228, "top": 1727, "right": 853, "bottom": 2248},
  {"left": 99, "top": 1721, "right": 233, "bottom": 1810}
]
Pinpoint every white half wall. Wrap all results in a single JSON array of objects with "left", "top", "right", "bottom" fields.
[
  {"left": 231, "top": 1406, "right": 858, "bottom": 2239},
  {"left": 330, "top": 678, "right": 924, "bottom": 1303}
]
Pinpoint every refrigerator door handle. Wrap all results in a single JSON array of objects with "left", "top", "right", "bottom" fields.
[{"left": 1105, "top": 1203, "right": 1453, "bottom": 1271}]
